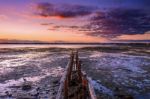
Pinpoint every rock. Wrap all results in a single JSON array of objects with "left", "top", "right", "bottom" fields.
[
  {"left": 53, "top": 80, "right": 59, "bottom": 84},
  {"left": 16, "top": 93, "right": 34, "bottom": 99},
  {"left": 36, "top": 87, "right": 40, "bottom": 91},
  {"left": 52, "top": 91, "right": 57, "bottom": 95},
  {"left": 124, "top": 95, "right": 134, "bottom": 99},
  {"left": 22, "top": 83, "right": 32, "bottom": 91},
  {"left": 5, "top": 91, "right": 12, "bottom": 97}
]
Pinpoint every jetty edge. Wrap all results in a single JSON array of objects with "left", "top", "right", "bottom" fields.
[{"left": 56, "top": 50, "right": 97, "bottom": 99}]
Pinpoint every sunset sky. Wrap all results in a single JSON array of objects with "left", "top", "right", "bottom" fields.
[{"left": 0, "top": 0, "right": 150, "bottom": 43}]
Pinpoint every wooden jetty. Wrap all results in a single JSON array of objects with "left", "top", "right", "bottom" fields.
[{"left": 56, "top": 51, "right": 97, "bottom": 99}]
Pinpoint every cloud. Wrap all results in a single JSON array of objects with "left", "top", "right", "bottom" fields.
[
  {"left": 34, "top": 2, "right": 97, "bottom": 18},
  {"left": 111, "top": 40, "right": 150, "bottom": 43},
  {"left": 34, "top": 3, "right": 150, "bottom": 40},
  {"left": 80, "top": 8, "right": 150, "bottom": 38},
  {"left": 0, "top": 14, "right": 8, "bottom": 20},
  {"left": 53, "top": 25, "right": 80, "bottom": 29},
  {"left": 0, "top": 39, "right": 48, "bottom": 44},
  {"left": 46, "top": 25, "right": 81, "bottom": 31},
  {"left": 40, "top": 23, "right": 53, "bottom": 26},
  {"left": 114, "top": 32, "right": 150, "bottom": 41}
]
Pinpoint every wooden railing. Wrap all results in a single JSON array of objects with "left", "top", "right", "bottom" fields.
[
  {"left": 56, "top": 52, "right": 74, "bottom": 99},
  {"left": 87, "top": 77, "right": 97, "bottom": 99},
  {"left": 56, "top": 51, "right": 97, "bottom": 99}
]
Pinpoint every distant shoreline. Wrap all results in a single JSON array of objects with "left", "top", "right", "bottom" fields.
[{"left": 0, "top": 42, "right": 149, "bottom": 44}]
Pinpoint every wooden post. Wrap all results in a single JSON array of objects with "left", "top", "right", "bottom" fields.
[
  {"left": 57, "top": 51, "right": 97, "bottom": 99},
  {"left": 76, "top": 51, "right": 78, "bottom": 70},
  {"left": 64, "top": 52, "right": 74, "bottom": 99},
  {"left": 77, "top": 61, "right": 82, "bottom": 83},
  {"left": 87, "top": 77, "right": 97, "bottom": 99},
  {"left": 56, "top": 55, "right": 72, "bottom": 99},
  {"left": 68, "top": 53, "right": 74, "bottom": 82},
  {"left": 82, "top": 74, "right": 88, "bottom": 99},
  {"left": 64, "top": 78, "right": 68, "bottom": 99}
]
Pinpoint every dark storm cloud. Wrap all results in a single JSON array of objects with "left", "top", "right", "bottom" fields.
[
  {"left": 53, "top": 25, "right": 80, "bottom": 29},
  {"left": 48, "top": 25, "right": 80, "bottom": 31},
  {"left": 35, "top": 2, "right": 97, "bottom": 18},
  {"left": 35, "top": 2, "right": 150, "bottom": 38},
  {"left": 81, "top": 8, "right": 150, "bottom": 38}
]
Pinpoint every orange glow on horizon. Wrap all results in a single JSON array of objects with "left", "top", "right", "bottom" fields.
[
  {"left": 116, "top": 32, "right": 150, "bottom": 40},
  {"left": 0, "top": 1, "right": 149, "bottom": 43},
  {"left": 0, "top": 31, "right": 108, "bottom": 43}
]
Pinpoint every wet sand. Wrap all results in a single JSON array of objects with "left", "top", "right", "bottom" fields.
[
  {"left": 0, "top": 48, "right": 69, "bottom": 98},
  {"left": 0, "top": 45, "right": 149, "bottom": 99}
]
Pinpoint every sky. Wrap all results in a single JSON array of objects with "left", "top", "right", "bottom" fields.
[{"left": 0, "top": 0, "right": 150, "bottom": 43}]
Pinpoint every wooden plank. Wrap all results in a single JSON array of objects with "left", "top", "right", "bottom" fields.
[
  {"left": 56, "top": 54, "right": 73, "bottom": 99},
  {"left": 56, "top": 51, "right": 97, "bottom": 99},
  {"left": 64, "top": 78, "right": 68, "bottom": 99},
  {"left": 77, "top": 61, "right": 82, "bottom": 82},
  {"left": 87, "top": 77, "right": 97, "bottom": 99}
]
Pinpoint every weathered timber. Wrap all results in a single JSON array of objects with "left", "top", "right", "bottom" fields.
[{"left": 56, "top": 51, "right": 97, "bottom": 99}]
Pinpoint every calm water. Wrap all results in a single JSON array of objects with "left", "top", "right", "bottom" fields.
[{"left": 0, "top": 44, "right": 115, "bottom": 48}]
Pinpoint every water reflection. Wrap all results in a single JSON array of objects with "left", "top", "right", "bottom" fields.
[{"left": 0, "top": 44, "right": 115, "bottom": 48}]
